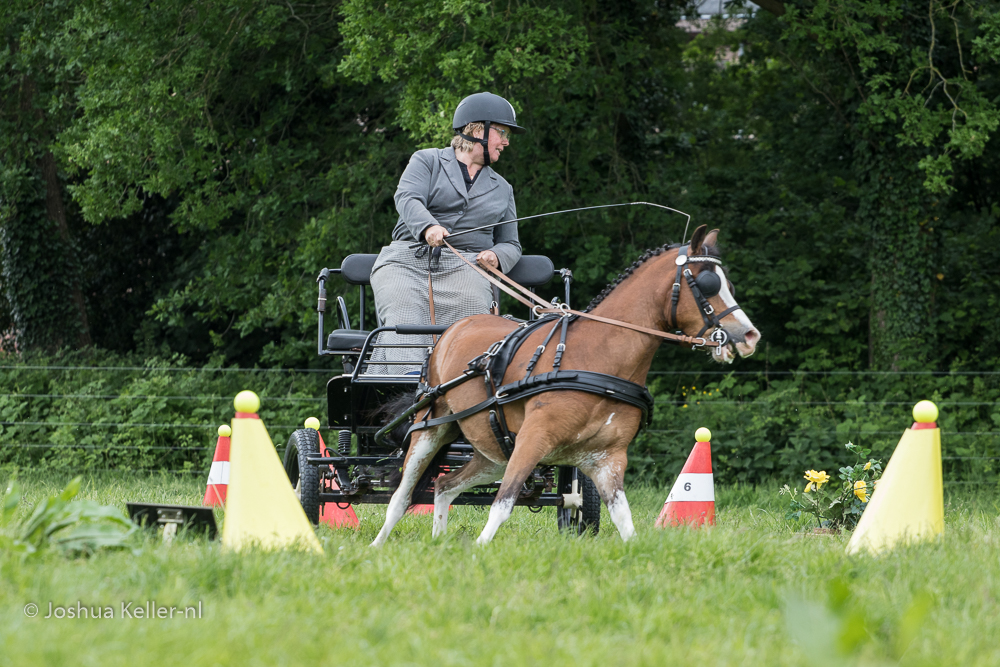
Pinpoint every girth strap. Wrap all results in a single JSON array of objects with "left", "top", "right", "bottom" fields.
[{"left": 496, "top": 370, "right": 655, "bottom": 428}]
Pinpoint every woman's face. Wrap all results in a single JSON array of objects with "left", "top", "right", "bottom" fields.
[
  {"left": 487, "top": 123, "right": 510, "bottom": 163},
  {"left": 472, "top": 123, "right": 511, "bottom": 164}
]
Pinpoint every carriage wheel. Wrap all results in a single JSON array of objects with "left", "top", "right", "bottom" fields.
[
  {"left": 556, "top": 468, "right": 600, "bottom": 535},
  {"left": 283, "top": 428, "right": 321, "bottom": 525}
]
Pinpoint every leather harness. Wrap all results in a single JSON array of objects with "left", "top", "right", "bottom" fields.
[
  {"left": 400, "top": 314, "right": 654, "bottom": 459},
  {"left": 374, "top": 241, "right": 742, "bottom": 459}
]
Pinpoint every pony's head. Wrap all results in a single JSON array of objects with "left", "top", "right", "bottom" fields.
[{"left": 667, "top": 225, "right": 759, "bottom": 364}]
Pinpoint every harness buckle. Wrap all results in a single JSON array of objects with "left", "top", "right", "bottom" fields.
[
  {"left": 691, "top": 337, "right": 707, "bottom": 349},
  {"left": 704, "top": 303, "right": 715, "bottom": 315},
  {"left": 485, "top": 340, "right": 505, "bottom": 358},
  {"left": 556, "top": 302, "right": 571, "bottom": 315},
  {"left": 556, "top": 343, "right": 566, "bottom": 352}
]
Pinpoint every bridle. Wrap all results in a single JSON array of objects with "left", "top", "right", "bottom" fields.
[{"left": 668, "top": 244, "right": 743, "bottom": 355}]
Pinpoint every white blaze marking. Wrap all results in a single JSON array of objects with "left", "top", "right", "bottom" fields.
[
  {"left": 717, "top": 267, "right": 754, "bottom": 330},
  {"left": 666, "top": 473, "right": 715, "bottom": 502}
]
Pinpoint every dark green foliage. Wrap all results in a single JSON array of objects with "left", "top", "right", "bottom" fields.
[
  {"left": 0, "top": 0, "right": 91, "bottom": 350},
  {"left": 630, "top": 370, "right": 1000, "bottom": 487},
  {"left": 0, "top": 350, "right": 328, "bottom": 474},
  {"left": 0, "top": 1, "right": 998, "bottom": 484}
]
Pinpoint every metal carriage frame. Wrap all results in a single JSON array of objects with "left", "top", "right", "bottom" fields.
[{"left": 282, "top": 253, "right": 602, "bottom": 533}]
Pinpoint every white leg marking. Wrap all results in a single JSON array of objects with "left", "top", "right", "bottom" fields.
[
  {"left": 605, "top": 412, "right": 616, "bottom": 425},
  {"left": 607, "top": 489, "right": 636, "bottom": 542},
  {"left": 477, "top": 497, "right": 515, "bottom": 545},
  {"left": 432, "top": 491, "right": 451, "bottom": 538},
  {"left": 371, "top": 432, "right": 439, "bottom": 547}
]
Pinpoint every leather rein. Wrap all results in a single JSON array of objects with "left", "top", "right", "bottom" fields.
[{"left": 441, "top": 239, "right": 741, "bottom": 351}]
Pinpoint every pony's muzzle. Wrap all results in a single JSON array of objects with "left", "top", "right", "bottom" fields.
[{"left": 733, "top": 326, "right": 760, "bottom": 357}]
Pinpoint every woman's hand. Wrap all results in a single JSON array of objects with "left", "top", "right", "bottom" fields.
[
  {"left": 423, "top": 225, "right": 450, "bottom": 247},
  {"left": 476, "top": 250, "right": 499, "bottom": 270}
]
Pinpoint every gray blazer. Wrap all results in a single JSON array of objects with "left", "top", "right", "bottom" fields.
[{"left": 392, "top": 147, "right": 522, "bottom": 272}]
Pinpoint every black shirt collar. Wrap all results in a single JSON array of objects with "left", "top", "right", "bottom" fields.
[{"left": 457, "top": 161, "right": 481, "bottom": 192}]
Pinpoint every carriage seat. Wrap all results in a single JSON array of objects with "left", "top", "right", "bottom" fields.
[
  {"left": 338, "top": 253, "right": 556, "bottom": 287},
  {"left": 326, "top": 329, "right": 370, "bottom": 352}
]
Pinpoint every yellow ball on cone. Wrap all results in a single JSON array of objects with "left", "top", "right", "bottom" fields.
[
  {"left": 234, "top": 390, "right": 260, "bottom": 414},
  {"left": 912, "top": 400, "right": 938, "bottom": 423}
]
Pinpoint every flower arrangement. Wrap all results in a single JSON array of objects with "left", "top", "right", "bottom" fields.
[{"left": 780, "top": 442, "right": 883, "bottom": 531}]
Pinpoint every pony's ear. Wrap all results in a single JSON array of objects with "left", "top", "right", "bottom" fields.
[
  {"left": 689, "top": 225, "right": 708, "bottom": 254},
  {"left": 703, "top": 228, "right": 720, "bottom": 250}
]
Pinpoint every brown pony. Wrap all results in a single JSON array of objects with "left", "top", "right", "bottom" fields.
[{"left": 371, "top": 226, "right": 760, "bottom": 546}]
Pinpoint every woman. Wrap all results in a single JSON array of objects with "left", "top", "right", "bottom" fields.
[{"left": 369, "top": 92, "right": 526, "bottom": 374}]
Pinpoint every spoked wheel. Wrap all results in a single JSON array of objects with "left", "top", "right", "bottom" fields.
[
  {"left": 556, "top": 467, "right": 600, "bottom": 535},
  {"left": 283, "top": 428, "right": 321, "bottom": 525}
]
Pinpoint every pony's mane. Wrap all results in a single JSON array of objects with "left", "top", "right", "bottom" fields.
[{"left": 583, "top": 242, "right": 722, "bottom": 312}]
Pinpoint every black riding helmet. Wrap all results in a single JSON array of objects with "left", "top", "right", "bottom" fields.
[{"left": 453, "top": 92, "right": 525, "bottom": 167}]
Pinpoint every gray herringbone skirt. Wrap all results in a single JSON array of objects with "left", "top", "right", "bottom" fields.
[{"left": 369, "top": 241, "right": 493, "bottom": 374}]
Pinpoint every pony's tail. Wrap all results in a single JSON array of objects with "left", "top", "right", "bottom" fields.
[
  {"left": 377, "top": 393, "right": 447, "bottom": 506},
  {"left": 374, "top": 393, "right": 417, "bottom": 450}
]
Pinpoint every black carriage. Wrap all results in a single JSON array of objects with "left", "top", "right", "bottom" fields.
[{"left": 282, "top": 253, "right": 602, "bottom": 533}]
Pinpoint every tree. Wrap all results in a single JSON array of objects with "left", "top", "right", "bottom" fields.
[
  {"left": 744, "top": 0, "right": 1000, "bottom": 369},
  {"left": 1, "top": 1, "right": 92, "bottom": 350}
]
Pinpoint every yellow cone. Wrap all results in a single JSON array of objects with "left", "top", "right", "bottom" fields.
[
  {"left": 222, "top": 392, "right": 323, "bottom": 553},
  {"left": 846, "top": 402, "right": 943, "bottom": 556}
]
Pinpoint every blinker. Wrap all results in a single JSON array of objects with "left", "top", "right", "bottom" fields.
[{"left": 695, "top": 270, "right": 721, "bottom": 298}]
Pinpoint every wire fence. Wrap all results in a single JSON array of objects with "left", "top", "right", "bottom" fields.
[
  {"left": 3, "top": 364, "right": 999, "bottom": 376},
  {"left": 2, "top": 364, "right": 998, "bottom": 483}
]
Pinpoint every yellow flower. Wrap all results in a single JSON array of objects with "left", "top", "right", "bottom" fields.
[
  {"left": 804, "top": 482, "right": 814, "bottom": 493},
  {"left": 854, "top": 480, "right": 868, "bottom": 502},
  {"left": 863, "top": 461, "right": 872, "bottom": 471},
  {"left": 803, "top": 470, "right": 830, "bottom": 489}
]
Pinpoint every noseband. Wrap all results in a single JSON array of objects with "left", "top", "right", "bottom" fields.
[{"left": 668, "top": 245, "right": 743, "bottom": 354}]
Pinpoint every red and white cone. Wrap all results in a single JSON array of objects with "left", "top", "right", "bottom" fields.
[
  {"left": 656, "top": 427, "right": 715, "bottom": 528},
  {"left": 311, "top": 423, "right": 359, "bottom": 529},
  {"left": 202, "top": 424, "right": 231, "bottom": 507}
]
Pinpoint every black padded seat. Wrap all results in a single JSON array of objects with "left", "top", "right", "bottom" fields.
[
  {"left": 326, "top": 329, "right": 371, "bottom": 352},
  {"left": 506, "top": 255, "right": 555, "bottom": 287},
  {"left": 341, "top": 254, "right": 379, "bottom": 286},
  {"left": 337, "top": 252, "right": 555, "bottom": 287}
]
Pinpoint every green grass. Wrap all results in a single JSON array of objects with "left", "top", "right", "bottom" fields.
[{"left": 2, "top": 473, "right": 1000, "bottom": 666}]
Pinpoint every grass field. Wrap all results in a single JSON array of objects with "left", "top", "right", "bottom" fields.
[{"left": 2, "top": 472, "right": 999, "bottom": 666}]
